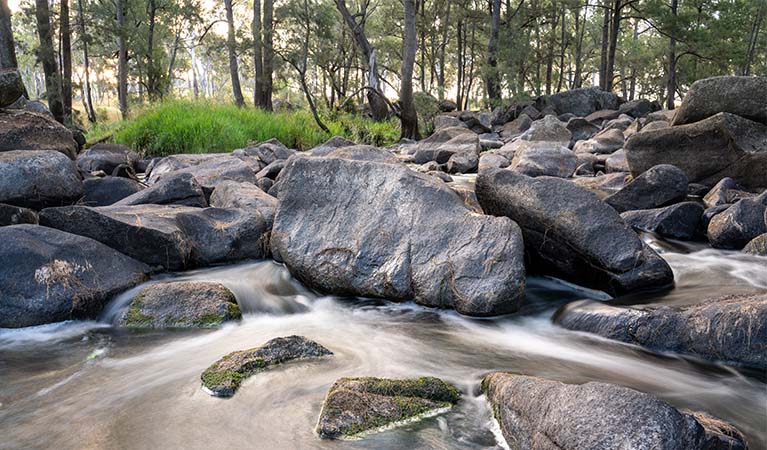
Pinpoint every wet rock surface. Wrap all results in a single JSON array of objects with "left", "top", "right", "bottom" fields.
[
  {"left": 271, "top": 157, "right": 526, "bottom": 316},
  {"left": 316, "top": 376, "right": 460, "bottom": 439},
  {"left": 556, "top": 293, "right": 767, "bottom": 370},
  {"left": 201, "top": 335, "right": 332, "bottom": 397},
  {"left": 119, "top": 281, "right": 240, "bottom": 328},
  {"left": 0, "top": 224, "right": 149, "bottom": 328},
  {"left": 482, "top": 373, "right": 748, "bottom": 450}
]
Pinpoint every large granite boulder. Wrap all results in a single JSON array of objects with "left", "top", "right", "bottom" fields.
[
  {"left": 209, "top": 180, "right": 278, "bottom": 227},
  {"left": 76, "top": 144, "right": 141, "bottom": 174},
  {"left": 0, "top": 69, "right": 25, "bottom": 107},
  {"left": 707, "top": 192, "right": 767, "bottom": 249},
  {"left": 317, "top": 376, "right": 460, "bottom": 439},
  {"left": 604, "top": 164, "right": 688, "bottom": 212},
  {"left": 621, "top": 202, "right": 704, "bottom": 241},
  {"left": 271, "top": 157, "right": 526, "bottom": 316},
  {"left": 0, "top": 150, "right": 83, "bottom": 209},
  {"left": 519, "top": 115, "right": 571, "bottom": 144},
  {"left": 309, "top": 144, "right": 399, "bottom": 163},
  {"left": 118, "top": 281, "right": 241, "bottom": 328},
  {"left": 618, "top": 98, "right": 660, "bottom": 118},
  {"left": 233, "top": 139, "right": 295, "bottom": 165},
  {"left": 498, "top": 113, "right": 532, "bottom": 139},
  {"left": 535, "top": 87, "right": 622, "bottom": 117},
  {"left": 573, "top": 128, "right": 625, "bottom": 155},
  {"left": 81, "top": 177, "right": 145, "bottom": 206},
  {"left": 625, "top": 112, "right": 767, "bottom": 189},
  {"left": 0, "top": 224, "right": 150, "bottom": 328},
  {"left": 413, "top": 132, "right": 479, "bottom": 166},
  {"left": 147, "top": 155, "right": 257, "bottom": 189},
  {"left": 672, "top": 76, "right": 767, "bottom": 126},
  {"left": 556, "top": 293, "right": 767, "bottom": 370},
  {"left": 476, "top": 170, "right": 673, "bottom": 295},
  {"left": 201, "top": 336, "right": 332, "bottom": 397},
  {"left": 0, "top": 110, "right": 78, "bottom": 159},
  {"left": 482, "top": 373, "right": 748, "bottom": 450},
  {"left": 114, "top": 172, "right": 207, "bottom": 207},
  {"left": 39, "top": 205, "right": 269, "bottom": 270}
]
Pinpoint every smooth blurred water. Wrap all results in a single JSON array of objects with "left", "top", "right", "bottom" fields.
[{"left": 1, "top": 247, "right": 766, "bottom": 450}]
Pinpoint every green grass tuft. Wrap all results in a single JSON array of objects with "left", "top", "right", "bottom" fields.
[{"left": 88, "top": 100, "right": 400, "bottom": 157}]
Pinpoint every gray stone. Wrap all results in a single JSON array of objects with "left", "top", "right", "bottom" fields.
[
  {"left": 0, "top": 150, "right": 83, "bottom": 210},
  {"left": 255, "top": 159, "right": 287, "bottom": 179},
  {"left": 307, "top": 136, "right": 356, "bottom": 155},
  {"left": 115, "top": 172, "right": 207, "bottom": 207},
  {"left": 271, "top": 157, "right": 526, "bottom": 316},
  {"left": 483, "top": 372, "right": 747, "bottom": 450},
  {"left": 119, "top": 281, "right": 241, "bottom": 328},
  {"left": 566, "top": 117, "right": 600, "bottom": 142},
  {"left": 519, "top": 115, "right": 571, "bottom": 144},
  {"left": 478, "top": 153, "right": 510, "bottom": 172},
  {"left": 433, "top": 114, "right": 466, "bottom": 130},
  {"left": 672, "top": 75, "right": 767, "bottom": 126},
  {"left": 446, "top": 150, "right": 478, "bottom": 174},
  {"left": 535, "top": 87, "right": 622, "bottom": 117},
  {"left": 317, "top": 376, "right": 460, "bottom": 439},
  {"left": 499, "top": 114, "right": 532, "bottom": 139},
  {"left": 413, "top": 132, "right": 479, "bottom": 165},
  {"left": 703, "top": 177, "right": 754, "bottom": 208},
  {"left": 234, "top": 139, "right": 294, "bottom": 165},
  {"left": 81, "top": 177, "right": 145, "bottom": 206},
  {"left": 744, "top": 233, "right": 767, "bottom": 256},
  {"left": 0, "top": 224, "right": 149, "bottom": 328},
  {"left": 557, "top": 293, "right": 767, "bottom": 370},
  {"left": 618, "top": 98, "right": 660, "bottom": 118},
  {"left": 148, "top": 155, "right": 257, "bottom": 189},
  {"left": 0, "top": 69, "right": 25, "bottom": 107},
  {"left": 477, "top": 170, "right": 673, "bottom": 295},
  {"left": 708, "top": 192, "right": 767, "bottom": 249},
  {"left": 604, "top": 164, "right": 688, "bottom": 212},
  {"left": 0, "top": 203, "right": 37, "bottom": 226},
  {"left": 77, "top": 144, "right": 141, "bottom": 174},
  {"left": 573, "top": 128, "right": 624, "bottom": 154},
  {"left": 626, "top": 112, "right": 767, "bottom": 189},
  {"left": 510, "top": 142, "right": 577, "bottom": 178},
  {"left": 310, "top": 144, "right": 399, "bottom": 163},
  {"left": 209, "top": 180, "right": 278, "bottom": 227},
  {"left": 0, "top": 110, "right": 78, "bottom": 159},
  {"left": 605, "top": 149, "right": 629, "bottom": 173},
  {"left": 621, "top": 202, "right": 704, "bottom": 240},
  {"left": 201, "top": 336, "right": 332, "bottom": 397}
]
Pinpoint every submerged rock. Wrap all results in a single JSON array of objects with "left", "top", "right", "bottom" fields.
[
  {"left": 482, "top": 373, "right": 748, "bottom": 450},
  {"left": 0, "top": 110, "right": 79, "bottom": 159},
  {"left": 672, "top": 75, "right": 767, "bottom": 126},
  {"left": 625, "top": 112, "right": 767, "bottom": 189},
  {"left": 201, "top": 336, "right": 332, "bottom": 397},
  {"left": 0, "top": 224, "right": 149, "bottom": 328},
  {"left": 621, "top": 202, "right": 704, "bottom": 241},
  {"left": 316, "top": 376, "right": 460, "bottom": 439},
  {"left": 0, "top": 150, "right": 83, "bottom": 210},
  {"left": 476, "top": 170, "right": 673, "bottom": 295},
  {"left": 604, "top": 164, "right": 688, "bottom": 213},
  {"left": 556, "top": 293, "right": 767, "bottom": 370},
  {"left": 271, "top": 157, "right": 526, "bottom": 316},
  {"left": 119, "top": 281, "right": 240, "bottom": 328}
]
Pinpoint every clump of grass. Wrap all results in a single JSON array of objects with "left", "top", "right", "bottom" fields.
[{"left": 89, "top": 100, "right": 400, "bottom": 157}]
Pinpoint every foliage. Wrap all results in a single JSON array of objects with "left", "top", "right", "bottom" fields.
[{"left": 98, "top": 100, "right": 399, "bottom": 156}]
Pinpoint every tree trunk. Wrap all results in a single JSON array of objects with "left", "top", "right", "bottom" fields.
[
  {"left": 0, "top": 0, "right": 18, "bottom": 69},
  {"left": 146, "top": 0, "right": 159, "bottom": 98},
  {"left": 400, "top": 0, "right": 419, "bottom": 140},
  {"left": 599, "top": 0, "right": 610, "bottom": 90},
  {"left": 573, "top": 5, "right": 584, "bottom": 88},
  {"left": 605, "top": 0, "right": 622, "bottom": 91},
  {"left": 262, "top": 0, "right": 273, "bottom": 110},
  {"left": 334, "top": 0, "right": 388, "bottom": 120},
  {"left": 485, "top": 0, "right": 501, "bottom": 103},
  {"left": 436, "top": 0, "right": 450, "bottom": 100},
  {"left": 77, "top": 0, "right": 96, "bottom": 122},
  {"left": 743, "top": 1, "right": 765, "bottom": 76},
  {"left": 35, "top": 0, "right": 64, "bottom": 123},
  {"left": 60, "top": 0, "right": 72, "bottom": 121},
  {"left": 252, "top": 0, "right": 263, "bottom": 107},
  {"left": 665, "top": 0, "right": 677, "bottom": 109},
  {"left": 224, "top": 0, "right": 244, "bottom": 107},
  {"left": 456, "top": 20, "right": 463, "bottom": 109},
  {"left": 166, "top": 30, "right": 181, "bottom": 95},
  {"left": 116, "top": 0, "right": 128, "bottom": 118}
]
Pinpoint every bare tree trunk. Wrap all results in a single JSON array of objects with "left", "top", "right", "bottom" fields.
[
  {"left": 224, "top": 0, "right": 244, "bottom": 107},
  {"left": 605, "top": 0, "right": 622, "bottom": 91},
  {"left": 252, "top": 0, "right": 263, "bottom": 107},
  {"left": 400, "top": 0, "right": 419, "bottom": 139},
  {"left": 629, "top": 18, "right": 637, "bottom": 100},
  {"left": 456, "top": 20, "right": 463, "bottom": 109},
  {"left": 35, "top": 0, "right": 64, "bottom": 122},
  {"left": 665, "top": 0, "right": 677, "bottom": 109},
  {"left": 0, "top": 0, "right": 18, "bottom": 69},
  {"left": 485, "top": 0, "right": 501, "bottom": 103},
  {"left": 116, "top": 0, "right": 128, "bottom": 118},
  {"left": 334, "top": 0, "right": 388, "bottom": 120},
  {"left": 573, "top": 5, "right": 585, "bottom": 88},
  {"left": 166, "top": 30, "right": 181, "bottom": 95},
  {"left": 77, "top": 0, "right": 96, "bottom": 121},
  {"left": 743, "top": 0, "right": 764, "bottom": 76},
  {"left": 60, "top": 0, "right": 72, "bottom": 121},
  {"left": 599, "top": 0, "right": 610, "bottom": 90},
  {"left": 437, "top": 0, "right": 451, "bottom": 100},
  {"left": 262, "top": 0, "right": 273, "bottom": 110},
  {"left": 146, "top": 0, "right": 159, "bottom": 98}
]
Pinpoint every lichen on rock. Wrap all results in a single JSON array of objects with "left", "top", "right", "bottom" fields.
[{"left": 316, "top": 376, "right": 460, "bottom": 439}]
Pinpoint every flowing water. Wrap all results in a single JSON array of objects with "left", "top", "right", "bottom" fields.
[{"left": 1, "top": 239, "right": 766, "bottom": 450}]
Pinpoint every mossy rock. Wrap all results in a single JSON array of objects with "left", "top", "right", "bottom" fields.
[
  {"left": 119, "top": 281, "right": 241, "bottom": 329},
  {"left": 316, "top": 376, "right": 460, "bottom": 439},
  {"left": 201, "top": 335, "right": 332, "bottom": 397}
]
